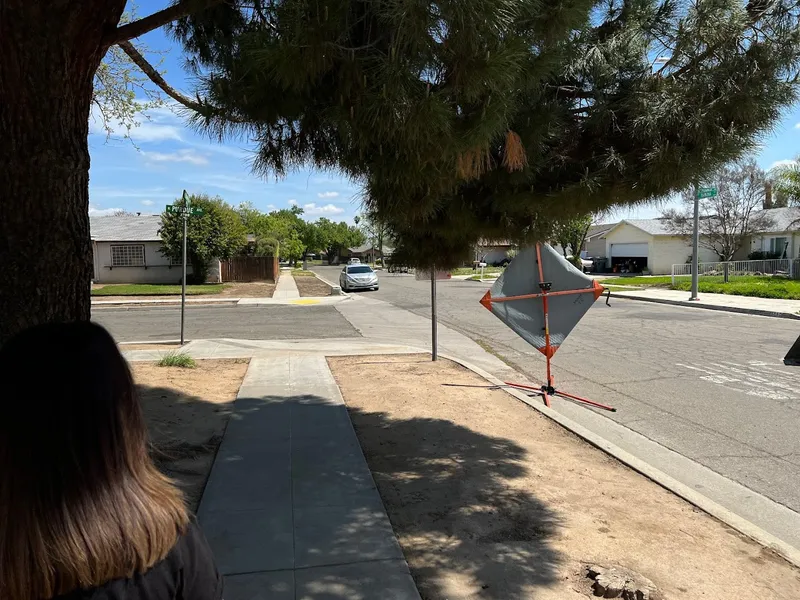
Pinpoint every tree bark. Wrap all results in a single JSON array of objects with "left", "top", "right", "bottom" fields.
[{"left": 0, "top": 0, "right": 126, "bottom": 345}]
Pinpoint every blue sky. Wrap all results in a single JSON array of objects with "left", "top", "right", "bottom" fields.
[{"left": 90, "top": 1, "right": 800, "bottom": 222}]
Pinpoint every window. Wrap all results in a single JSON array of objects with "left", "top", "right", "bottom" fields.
[
  {"left": 769, "top": 237, "right": 788, "bottom": 256},
  {"left": 110, "top": 244, "right": 145, "bottom": 267},
  {"left": 347, "top": 266, "right": 374, "bottom": 274}
]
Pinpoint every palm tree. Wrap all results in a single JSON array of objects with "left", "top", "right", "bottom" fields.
[{"left": 769, "top": 159, "right": 800, "bottom": 207}]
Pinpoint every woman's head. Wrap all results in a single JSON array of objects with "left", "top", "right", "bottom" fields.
[{"left": 0, "top": 322, "right": 188, "bottom": 599}]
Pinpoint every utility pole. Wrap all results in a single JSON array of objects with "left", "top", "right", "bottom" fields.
[{"left": 430, "top": 266, "right": 438, "bottom": 361}]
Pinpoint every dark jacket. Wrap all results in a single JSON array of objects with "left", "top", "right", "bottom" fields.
[{"left": 54, "top": 521, "right": 223, "bottom": 600}]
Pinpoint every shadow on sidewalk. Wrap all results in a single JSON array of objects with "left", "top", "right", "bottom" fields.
[{"left": 348, "top": 407, "right": 562, "bottom": 599}]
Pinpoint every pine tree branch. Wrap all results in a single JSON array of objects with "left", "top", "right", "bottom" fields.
[
  {"left": 118, "top": 40, "right": 204, "bottom": 112},
  {"left": 105, "top": 0, "right": 225, "bottom": 46}
]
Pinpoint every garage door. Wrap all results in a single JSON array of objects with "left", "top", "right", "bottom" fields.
[{"left": 610, "top": 243, "right": 648, "bottom": 258}]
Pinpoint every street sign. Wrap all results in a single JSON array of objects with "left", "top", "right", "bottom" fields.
[
  {"left": 166, "top": 205, "right": 178, "bottom": 214},
  {"left": 190, "top": 207, "right": 204, "bottom": 216},
  {"left": 697, "top": 187, "right": 717, "bottom": 199}
]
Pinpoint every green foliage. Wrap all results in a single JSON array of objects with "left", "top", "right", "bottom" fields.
[
  {"left": 157, "top": 352, "right": 197, "bottom": 368},
  {"left": 552, "top": 214, "right": 593, "bottom": 267},
  {"left": 748, "top": 250, "right": 782, "bottom": 260},
  {"left": 254, "top": 237, "right": 279, "bottom": 257},
  {"left": 174, "top": 0, "right": 800, "bottom": 269},
  {"left": 672, "top": 277, "right": 800, "bottom": 300},
  {"left": 769, "top": 158, "right": 800, "bottom": 207},
  {"left": 316, "top": 218, "right": 365, "bottom": 261},
  {"left": 92, "top": 284, "right": 226, "bottom": 296},
  {"left": 160, "top": 194, "right": 247, "bottom": 283}
]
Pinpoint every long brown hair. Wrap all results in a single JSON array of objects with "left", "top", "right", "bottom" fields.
[{"left": 0, "top": 322, "right": 188, "bottom": 599}]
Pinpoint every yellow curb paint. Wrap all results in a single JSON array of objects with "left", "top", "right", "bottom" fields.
[{"left": 290, "top": 299, "right": 321, "bottom": 305}]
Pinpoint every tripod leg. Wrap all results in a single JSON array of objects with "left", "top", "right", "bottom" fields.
[{"left": 556, "top": 390, "right": 616, "bottom": 412}]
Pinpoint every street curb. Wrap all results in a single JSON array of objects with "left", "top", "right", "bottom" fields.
[
  {"left": 118, "top": 339, "right": 187, "bottom": 346},
  {"left": 438, "top": 351, "right": 800, "bottom": 569},
  {"left": 310, "top": 270, "right": 351, "bottom": 296},
  {"left": 93, "top": 298, "right": 240, "bottom": 307},
  {"left": 613, "top": 293, "right": 800, "bottom": 320}
]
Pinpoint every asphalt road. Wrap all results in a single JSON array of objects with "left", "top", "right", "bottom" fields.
[
  {"left": 93, "top": 304, "right": 360, "bottom": 342},
  {"left": 315, "top": 266, "right": 800, "bottom": 514}
]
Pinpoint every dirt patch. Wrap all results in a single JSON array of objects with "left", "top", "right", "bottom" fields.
[
  {"left": 131, "top": 359, "right": 249, "bottom": 512},
  {"left": 121, "top": 343, "right": 183, "bottom": 351},
  {"left": 295, "top": 274, "right": 332, "bottom": 297},
  {"left": 328, "top": 355, "right": 800, "bottom": 600},
  {"left": 93, "top": 282, "right": 275, "bottom": 302}
]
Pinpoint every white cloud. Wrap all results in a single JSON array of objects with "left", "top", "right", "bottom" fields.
[
  {"left": 769, "top": 159, "right": 798, "bottom": 170},
  {"left": 141, "top": 200, "right": 155, "bottom": 206},
  {"left": 88, "top": 204, "right": 123, "bottom": 216},
  {"left": 795, "top": 122, "right": 800, "bottom": 129},
  {"left": 317, "top": 191, "right": 340, "bottom": 199},
  {"left": 267, "top": 204, "right": 276, "bottom": 210},
  {"left": 143, "top": 148, "right": 209, "bottom": 166},
  {"left": 302, "top": 203, "right": 345, "bottom": 216},
  {"left": 288, "top": 199, "right": 299, "bottom": 206},
  {"left": 91, "top": 186, "right": 174, "bottom": 199}
]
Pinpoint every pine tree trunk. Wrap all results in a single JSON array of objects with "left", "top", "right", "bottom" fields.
[{"left": 0, "top": 0, "right": 126, "bottom": 345}]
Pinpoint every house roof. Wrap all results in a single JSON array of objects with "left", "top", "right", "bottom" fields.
[
  {"left": 586, "top": 223, "right": 617, "bottom": 240},
  {"left": 90, "top": 215, "right": 162, "bottom": 242},
  {"left": 754, "top": 207, "right": 800, "bottom": 232},
  {"left": 607, "top": 218, "right": 673, "bottom": 236},
  {"left": 349, "top": 243, "right": 394, "bottom": 254}
]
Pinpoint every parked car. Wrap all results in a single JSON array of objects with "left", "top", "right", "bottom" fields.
[
  {"left": 348, "top": 257, "right": 361, "bottom": 265},
  {"left": 566, "top": 254, "right": 593, "bottom": 273},
  {"left": 340, "top": 264, "right": 379, "bottom": 291}
]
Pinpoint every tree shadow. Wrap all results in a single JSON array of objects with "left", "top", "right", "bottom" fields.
[
  {"left": 346, "top": 406, "right": 562, "bottom": 599},
  {"left": 136, "top": 383, "right": 234, "bottom": 513}
]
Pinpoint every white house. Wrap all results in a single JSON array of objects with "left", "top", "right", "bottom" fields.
[
  {"left": 603, "top": 219, "right": 718, "bottom": 274},
  {"left": 603, "top": 207, "right": 800, "bottom": 274},
  {"left": 740, "top": 207, "right": 800, "bottom": 260},
  {"left": 90, "top": 215, "right": 186, "bottom": 284},
  {"left": 90, "top": 215, "right": 222, "bottom": 284}
]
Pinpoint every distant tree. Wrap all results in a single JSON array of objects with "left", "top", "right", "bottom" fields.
[
  {"left": 551, "top": 214, "right": 593, "bottom": 269},
  {"left": 160, "top": 194, "right": 247, "bottom": 283},
  {"left": 358, "top": 209, "right": 391, "bottom": 265},
  {"left": 769, "top": 158, "right": 800, "bottom": 214},
  {"left": 661, "top": 159, "right": 774, "bottom": 261},
  {"left": 316, "top": 218, "right": 365, "bottom": 263},
  {"left": 298, "top": 221, "right": 324, "bottom": 262},
  {"left": 254, "top": 237, "right": 279, "bottom": 258}
]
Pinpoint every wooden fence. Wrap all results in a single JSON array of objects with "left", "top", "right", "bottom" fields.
[{"left": 221, "top": 256, "right": 279, "bottom": 282}]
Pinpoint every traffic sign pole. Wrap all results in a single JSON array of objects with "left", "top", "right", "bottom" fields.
[
  {"left": 181, "top": 190, "right": 189, "bottom": 345},
  {"left": 689, "top": 186, "right": 715, "bottom": 301}
]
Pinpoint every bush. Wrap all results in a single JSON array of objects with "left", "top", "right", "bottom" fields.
[
  {"left": 157, "top": 352, "right": 197, "bottom": 368},
  {"left": 747, "top": 250, "right": 782, "bottom": 260}
]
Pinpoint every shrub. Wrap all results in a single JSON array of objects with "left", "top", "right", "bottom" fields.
[
  {"left": 157, "top": 352, "right": 197, "bottom": 368},
  {"left": 747, "top": 250, "right": 782, "bottom": 260}
]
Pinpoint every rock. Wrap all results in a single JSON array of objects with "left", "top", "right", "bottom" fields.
[{"left": 586, "top": 564, "right": 660, "bottom": 600}]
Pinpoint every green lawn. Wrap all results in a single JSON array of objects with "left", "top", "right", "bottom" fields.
[
  {"left": 600, "top": 275, "right": 800, "bottom": 300},
  {"left": 672, "top": 277, "right": 800, "bottom": 300},
  {"left": 451, "top": 266, "right": 504, "bottom": 276},
  {"left": 291, "top": 269, "right": 316, "bottom": 277},
  {"left": 92, "top": 284, "right": 228, "bottom": 296},
  {"left": 599, "top": 276, "right": 673, "bottom": 286}
]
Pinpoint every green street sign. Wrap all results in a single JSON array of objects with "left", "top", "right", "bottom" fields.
[
  {"left": 166, "top": 205, "right": 179, "bottom": 214},
  {"left": 697, "top": 187, "right": 718, "bottom": 199},
  {"left": 190, "top": 207, "right": 204, "bottom": 216}
]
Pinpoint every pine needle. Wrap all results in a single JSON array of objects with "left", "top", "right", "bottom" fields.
[
  {"left": 502, "top": 130, "right": 527, "bottom": 172},
  {"left": 456, "top": 146, "right": 493, "bottom": 180}
]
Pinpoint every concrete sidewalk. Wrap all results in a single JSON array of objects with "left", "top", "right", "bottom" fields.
[
  {"left": 273, "top": 272, "right": 300, "bottom": 300},
  {"left": 196, "top": 355, "right": 420, "bottom": 600},
  {"left": 612, "top": 287, "right": 800, "bottom": 319}
]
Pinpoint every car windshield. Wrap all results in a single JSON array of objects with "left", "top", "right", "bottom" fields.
[{"left": 348, "top": 266, "right": 373, "bottom": 274}]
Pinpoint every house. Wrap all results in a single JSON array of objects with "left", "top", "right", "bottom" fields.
[
  {"left": 603, "top": 207, "right": 800, "bottom": 274},
  {"left": 90, "top": 214, "right": 222, "bottom": 284},
  {"left": 585, "top": 223, "right": 616, "bottom": 257},
  {"left": 603, "top": 219, "right": 719, "bottom": 274},
  {"left": 739, "top": 207, "right": 800, "bottom": 259},
  {"left": 476, "top": 239, "right": 514, "bottom": 265},
  {"left": 344, "top": 243, "right": 394, "bottom": 264}
]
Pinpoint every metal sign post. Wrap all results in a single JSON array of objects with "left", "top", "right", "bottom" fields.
[
  {"left": 431, "top": 266, "right": 438, "bottom": 361},
  {"left": 690, "top": 186, "right": 717, "bottom": 301},
  {"left": 166, "top": 191, "right": 204, "bottom": 346}
]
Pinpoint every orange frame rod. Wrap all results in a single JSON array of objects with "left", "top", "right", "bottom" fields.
[
  {"left": 535, "top": 244, "right": 553, "bottom": 406},
  {"left": 487, "top": 286, "right": 598, "bottom": 303}
]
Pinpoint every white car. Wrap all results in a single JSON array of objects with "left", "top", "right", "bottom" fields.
[
  {"left": 348, "top": 257, "right": 361, "bottom": 265},
  {"left": 340, "top": 264, "right": 379, "bottom": 291}
]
